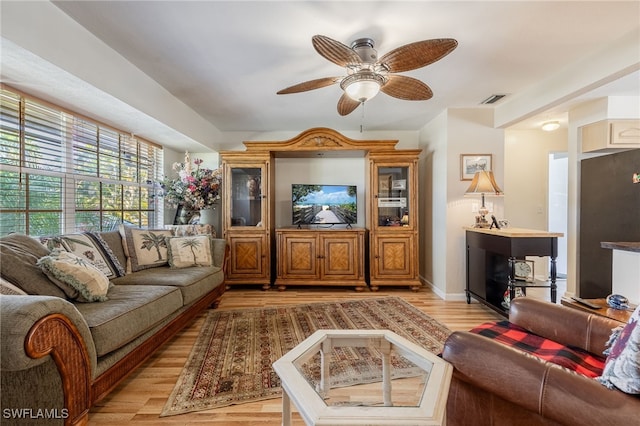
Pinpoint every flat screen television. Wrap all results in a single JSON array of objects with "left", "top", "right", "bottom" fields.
[{"left": 292, "top": 184, "right": 357, "bottom": 225}]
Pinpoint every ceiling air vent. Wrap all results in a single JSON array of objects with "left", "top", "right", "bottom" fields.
[{"left": 480, "top": 94, "right": 507, "bottom": 105}]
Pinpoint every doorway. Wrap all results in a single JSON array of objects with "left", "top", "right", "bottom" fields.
[{"left": 548, "top": 152, "right": 568, "bottom": 278}]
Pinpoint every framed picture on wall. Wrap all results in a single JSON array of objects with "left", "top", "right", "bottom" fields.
[{"left": 460, "top": 154, "right": 492, "bottom": 180}]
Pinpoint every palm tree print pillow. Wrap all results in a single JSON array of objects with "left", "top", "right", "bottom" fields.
[
  {"left": 166, "top": 235, "right": 213, "bottom": 268},
  {"left": 120, "top": 226, "right": 174, "bottom": 272}
]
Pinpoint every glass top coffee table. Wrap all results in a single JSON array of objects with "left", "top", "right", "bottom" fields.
[{"left": 272, "top": 329, "right": 452, "bottom": 426}]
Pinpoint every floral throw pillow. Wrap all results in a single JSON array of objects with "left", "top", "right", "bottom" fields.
[
  {"left": 38, "top": 250, "right": 110, "bottom": 302},
  {"left": 597, "top": 304, "right": 640, "bottom": 394},
  {"left": 119, "top": 225, "right": 173, "bottom": 272},
  {"left": 166, "top": 235, "right": 213, "bottom": 268}
]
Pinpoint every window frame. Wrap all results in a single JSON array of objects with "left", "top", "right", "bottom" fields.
[{"left": 0, "top": 85, "right": 163, "bottom": 236}]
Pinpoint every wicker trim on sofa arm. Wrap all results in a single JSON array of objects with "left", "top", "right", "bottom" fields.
[{"left": 26, "top": 313, "right": 92, "bottom": 426}]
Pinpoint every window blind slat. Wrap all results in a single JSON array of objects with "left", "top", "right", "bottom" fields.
[
  {"left": 0, "top": 90, "right": 22, "bottom": 167},
  {"left": 0, "top": 88, "right": 163, "bottom": 236}
]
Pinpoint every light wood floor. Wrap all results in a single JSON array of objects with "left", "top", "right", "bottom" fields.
[{"left": 88, "top": 284, "right": 552, "bottom": 425}]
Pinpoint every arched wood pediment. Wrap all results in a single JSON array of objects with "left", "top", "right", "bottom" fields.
[{"left": 242, "top": 128, "right": 398, "bottom": 153}]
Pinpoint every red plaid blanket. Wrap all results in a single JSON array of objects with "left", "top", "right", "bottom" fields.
[{"left": 470, "top": 320, "right": 605, "bottom": 378}]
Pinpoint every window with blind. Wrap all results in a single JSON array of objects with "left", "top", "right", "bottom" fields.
[{"left": 0, "top": 87, "right": 163, "bottom": 237}]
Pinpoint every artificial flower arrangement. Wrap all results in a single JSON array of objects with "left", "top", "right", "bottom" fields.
[{"left": 159, "top": 152, "right": 222, "bottom": 210}]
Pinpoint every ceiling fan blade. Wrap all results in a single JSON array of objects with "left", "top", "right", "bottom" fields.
[
  {"left": 381, "top": 75, "right": 433, "bottom": 100},
  {"left": 337, "top": 93, "right": 361, "bottom": 116},
  {"left": 312, "top": 35, "right": 362, "bottom": 67},
  {"left": 378, "top": 38, "right": 458, "bottom": 73},
  {"left": 277, "top": 77, "right": 341, "bottom": 94}
]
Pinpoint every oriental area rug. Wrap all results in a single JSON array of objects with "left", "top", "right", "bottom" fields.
[{"left": 161, "top": 297, "right": 452, "bottom": 417}]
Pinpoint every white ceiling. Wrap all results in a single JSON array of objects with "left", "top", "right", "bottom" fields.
[{"left": 1, "top": 1, "right": 639, "bottom": 151}]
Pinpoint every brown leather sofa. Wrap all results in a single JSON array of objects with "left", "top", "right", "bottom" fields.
[{"left": 441, "top": 297, "right": 639, "bottom": 426}]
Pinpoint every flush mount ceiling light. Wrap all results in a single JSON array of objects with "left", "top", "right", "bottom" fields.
[{"left": 542, "top": 121, "right": 560, "bottom": 131}]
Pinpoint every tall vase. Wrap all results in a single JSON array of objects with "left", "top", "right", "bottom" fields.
[{"left": 199, "top": 208, "right": 216, "bottom": 225}]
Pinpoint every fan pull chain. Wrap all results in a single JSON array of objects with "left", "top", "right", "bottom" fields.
[{"left": 360, "top": 101, "right": 365, "bottom": 133}]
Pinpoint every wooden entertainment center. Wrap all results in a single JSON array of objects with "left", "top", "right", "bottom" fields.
[
  {"left": 220, "top": 128, "right": 421, "bottom": 291},
  {"left": 275, "top": 228, "right": 366, "bottom": 291}
]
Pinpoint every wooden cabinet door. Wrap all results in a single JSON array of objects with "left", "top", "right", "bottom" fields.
[
  {"left": 280, "top": 234, "right": 319, "bottom": 279},
  {"left": 371, "top": 234, "right": 415, "bottom": 279},
  {"left": 228, "top": 233, "right": 268, "bottom": 279},
  {"left": 321, "top": 235, "right": 358, "bottom": 279}
]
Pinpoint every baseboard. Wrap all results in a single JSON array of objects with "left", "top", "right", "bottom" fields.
[{"left": 419, "top": 275, "right": 475, "bottom": 302}]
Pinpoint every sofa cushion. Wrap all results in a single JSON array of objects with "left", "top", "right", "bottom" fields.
[
  {"left": 37, "top": 251, "right": 110, "bottom": 302},
  {"left": 597, "top": 304, "right": 640, "bottom": 394},
  {"left": 39, "top": 232, "right": 125, "bottom": 278},
  {"left": 110, "top": 265, "right": 223, "bottom": 306},
  {"left": 119, "top": 225, "right": 173, "bottom": 272},
  {"left": 0, "top": 233, "right": 65, "bottom": 298},
  {"left": 0, "top": 276, "right": 27, "bottom": 295},
  {"left": 166, "top": 235, "right": 213, "bottom": 268},
  {"left": 73, "top": 284, "right": 183, "bottom": 357},
  {"left": 471, "top": 320, "right": 606, "bottom": 378}
]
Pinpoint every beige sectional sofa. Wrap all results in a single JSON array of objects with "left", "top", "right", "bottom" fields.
[{"left": 0, "top": 227, "right": 227, "bottom": 425}]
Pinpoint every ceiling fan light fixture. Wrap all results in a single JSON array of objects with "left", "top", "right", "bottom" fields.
[
  {"left": 341, "top": 72, "right": 385, "bottom": 103},
  {"left": 542, "top": 121, "right": 560, "bottom": 131}
]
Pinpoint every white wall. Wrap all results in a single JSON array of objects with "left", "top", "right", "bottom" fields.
[
  {"left": 418, "top": 111, "right": 448, "bottom": 296},
  {"left": 418, "top": 108, "right": 504, "bottom": 300},
  {"left": 504, "top": 128, "right": 568, "bottom": 279},
  {"left": 446, "top": 109, "right": 505, "bottom": 299}
]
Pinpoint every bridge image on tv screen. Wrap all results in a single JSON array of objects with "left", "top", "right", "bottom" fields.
[{"left": 292, "top": 184, "right": 357, "bottom": 225}]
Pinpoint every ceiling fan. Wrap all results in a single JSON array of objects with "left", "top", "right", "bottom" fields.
[{"left": 277, "top": 35, "right": 458, "bottom": 116}]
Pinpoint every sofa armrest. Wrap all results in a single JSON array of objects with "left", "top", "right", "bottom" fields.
[
  {"left": 442, "top": 331, "right": 640, "bottom": 426},
  {"left": 210, "top": 238, "right": 228, "bottom": 270},
  {"left": 1, "top": 295, "right": 96, "bottom": 426},
  {"left": 1, "top": 295, "right": 96, "bottom": 374},
  {"left": 509, "top": 297, "right": 621, "bottom": 355}
]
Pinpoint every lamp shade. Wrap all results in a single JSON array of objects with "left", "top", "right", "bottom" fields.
[
  {"left": 465, "top": 171, "right": 503, "bottom": 196},
  {"left": 341, "top": 71, "right": 385, "bottom": 102}
]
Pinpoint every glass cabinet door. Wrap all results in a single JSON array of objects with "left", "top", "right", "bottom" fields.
[
  {"left": 229, "top": 167, "right": 263, "bottom": 227},
  {"left": 375, "top": 166, "right": 411, "bottom": 228}
]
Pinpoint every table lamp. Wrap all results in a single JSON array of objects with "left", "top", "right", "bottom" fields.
[{"left": 465, "top": 170, "right": 503, "bottom": 228}]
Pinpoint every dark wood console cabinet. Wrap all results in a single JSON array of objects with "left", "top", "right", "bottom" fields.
[{"left": 465, "top": 227, "right": 563, "bottom": 315}]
